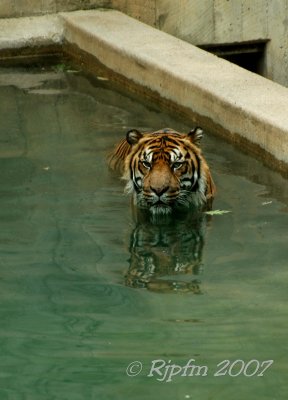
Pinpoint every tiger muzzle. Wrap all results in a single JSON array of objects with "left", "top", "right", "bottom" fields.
[{"left": 144, "top": 164, "right": 179, "bottom": 205}]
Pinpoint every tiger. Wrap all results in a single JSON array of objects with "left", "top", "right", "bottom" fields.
[{"left": 109, "top": 127, "right": 216, "bottom": 215}]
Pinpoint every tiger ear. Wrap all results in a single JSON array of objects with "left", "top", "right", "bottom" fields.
[
  {"left": 187, "top": 127, "right": 204, "bottom": 147},
  {"left": 126, "top": 129, "right": 143, "bottom": 145}
]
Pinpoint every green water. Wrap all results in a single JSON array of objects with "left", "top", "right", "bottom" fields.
[{"left": 0, "top": 67, "right": 287, "bottom": 400}]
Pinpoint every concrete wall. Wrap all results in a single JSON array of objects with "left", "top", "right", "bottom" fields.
[
  {"left": 1, "top": 0, "right": 288, "bottom": 87},
  {"left": 115, "top": 0, "right": 288, "bottom": 87},
  {"left": 0, "top": 0, "right": 152, "bottom": 18},
  {"left": 0, "top": 0, "right": 109, "bottom": 17},
  {"left": 149, "top": 0, "right": 288, "bottom": 87}
]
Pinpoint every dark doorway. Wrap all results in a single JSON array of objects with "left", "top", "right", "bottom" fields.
[{"left": 199, "top": 41, "right": 267, "bottom": 75}]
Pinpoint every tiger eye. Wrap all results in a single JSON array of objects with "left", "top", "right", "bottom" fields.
[
  {"left": 173, "top": 162, "right": 184, "bottom": 170},
  {"left": 142, "top": 160, "right": 151, "bottom": 169}
]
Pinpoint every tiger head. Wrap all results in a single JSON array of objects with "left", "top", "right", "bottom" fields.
[{"left": 109, "top": 128, "right": 216, "bottom": 215}]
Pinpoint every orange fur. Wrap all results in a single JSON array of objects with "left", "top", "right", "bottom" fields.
[{"left": 109, "top": 128, "right": 216, "bottom": 212}]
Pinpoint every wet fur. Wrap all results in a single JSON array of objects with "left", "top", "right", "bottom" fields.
[{"left": 108, "top": 128, "right": 216, "bottom": 214}]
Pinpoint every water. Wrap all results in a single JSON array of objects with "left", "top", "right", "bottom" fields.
[{"left": 0, "top": 67, "right": 287, "bottom": 400}]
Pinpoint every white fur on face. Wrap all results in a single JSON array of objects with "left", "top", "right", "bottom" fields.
[{"left": 123, "top": 141, "right": 208, "bottom": 214}]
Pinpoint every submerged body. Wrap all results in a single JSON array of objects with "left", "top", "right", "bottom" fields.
[{"left": 109, "top": 128, "right": 216, "bottom": 214}]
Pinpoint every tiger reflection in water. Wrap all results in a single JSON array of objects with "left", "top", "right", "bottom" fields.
[
  {"left": 125, "top": 210, "right": 208, "bottom": 293},
  {"left": 109, "top": 127, "right": 215, "bottom": 293}
]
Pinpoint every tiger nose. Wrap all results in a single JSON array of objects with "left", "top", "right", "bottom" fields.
[{"left": 150, "top": 185, "right": 169, "bottom": 197}]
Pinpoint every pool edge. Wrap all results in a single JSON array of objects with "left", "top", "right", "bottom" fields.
[{"left": 1, "top": 10, "right": 288, "bottom": 177}]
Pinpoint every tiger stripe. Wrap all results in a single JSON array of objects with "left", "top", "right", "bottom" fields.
[{"left": 108, "top": 127, "right": 216, "bottom": 214}]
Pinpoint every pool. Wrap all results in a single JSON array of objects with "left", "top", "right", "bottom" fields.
[{"left": 0, "top": 67, "right": 287, "bottom": 399}]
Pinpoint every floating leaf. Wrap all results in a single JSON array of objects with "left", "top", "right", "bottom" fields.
[
  {"left": 262, "top": 201, "right": 272, "bottom": 206},
  {"left": 53, "top": 63, "right": 66, "bottom": 72},
  {"left": 53, "top": 64, "right": 79, "bottom": 73},
  {"left": 205, "top": 209, "right": 231, "bottom": 215}
]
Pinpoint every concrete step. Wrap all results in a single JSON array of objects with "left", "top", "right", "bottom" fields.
[{"left": 0, "top": 14, "right": 63, "bottom": 50}]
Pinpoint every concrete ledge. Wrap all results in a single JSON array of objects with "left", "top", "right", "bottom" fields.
[
  {"left": 61, "top": 10, "right": 288, "bottom": 174},
  {"left": 1, "top": 9, "right": 288, "bottom": 175},
  {"left": 0, "top": 14, "right": 63, "bottom": 50},
  {"left": 0, "top": 14, "right": 64, "bottom": 66}
]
